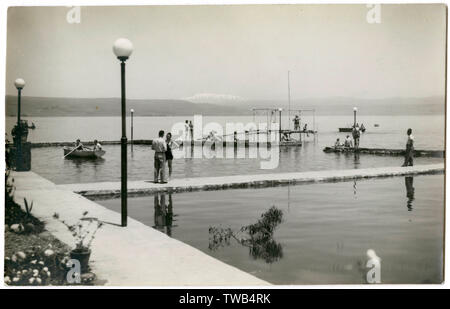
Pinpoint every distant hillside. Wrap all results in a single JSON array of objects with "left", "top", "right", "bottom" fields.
[
  {"left": 5, "top": 96, "right": 245, "bottom": 117},
  {"left": 5, "top": 95, "right": 445, "bottom": 116},
  {"left": 238, "top": 96, "right": 445, "bottom": 116}
]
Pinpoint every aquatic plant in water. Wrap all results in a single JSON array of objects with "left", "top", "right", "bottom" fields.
[{"left": 208, "top": 206, "right": 283, "bottom": 264}]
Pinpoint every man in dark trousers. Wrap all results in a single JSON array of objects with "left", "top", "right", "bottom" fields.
[
  {"left": 402, "top": 128, "right": 414, "bottom": 167},
  {"left": 152, "top": 130, "right": 167, "bottom": 183}
]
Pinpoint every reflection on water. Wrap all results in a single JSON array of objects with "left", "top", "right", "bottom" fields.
[
  {"left": 405, "top": 177, "right": 415, "bottom": 211},
  {"left": 153, "top": 193, "right": 176, "bottom": 236},
  {"left": 98, "top": 174, "right": 444, "bottom": 284}
]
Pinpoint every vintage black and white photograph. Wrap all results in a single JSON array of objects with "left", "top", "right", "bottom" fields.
[{"left": 2, "top": 3, "right": 446, "bottom": 287}]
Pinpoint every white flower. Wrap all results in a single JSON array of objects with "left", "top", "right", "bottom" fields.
[
  {"left": 28, "top": 278, "right": 35, "bottom": 284},
  {"left": 44, "top": 249, "right": 54, "bottom": 257},
  {"left": 22, "top": 269, "right": 28, "bottom": 274},
  {"left": 30, "top": 260, "right": 37, "bottom": 264},
  {"left": 11, "top": 255, "right": 17, "bottom": 262},
  {"left": 13, "top": 277, "right": 20, "bottom": 282},
  {"left": 16, "top": 251, "right": 26, "bottom": 260},
  {"left": 47, "top": 271, "right": 51, "bottom": 277},
  {"left": 43, "top": 267, "right": 49, "bottom": 272},
  {"left": 38, "top": 261, "right": 45, "bottom": 265},
  {"left": 4, "top": 276, "right": 11, "bottom": 284},
  {"left": 10, "top": 224, "right": 24, "bottom": 233},
  {"left": 36, "top": 278, "right": 42, "bottom": 284}
]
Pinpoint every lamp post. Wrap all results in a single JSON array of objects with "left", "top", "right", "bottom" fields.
[
  {"left": 130, "top": 108, "right": 134, "bottom": 152},
  {"left": 14, "top": 78, "right": 25, "bottom": 128},
  {"left": 353, "top": 107, "right": 358, "bottom": 127},
  {"left": 113, "top": 38, "right": 133, "bottom": 227},
  {"left": 14, "top": 78, "right": 25, "bottom": 169},
  {"left": 278, "top": 108, "right": 283, "bottom": 143}
]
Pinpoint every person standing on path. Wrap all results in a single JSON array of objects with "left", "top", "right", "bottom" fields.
[
  {"left": 165, "top": 132, "right": 179, "bottom": 181},
  {"left": 152, "top": 130, "right": 167, "bottom": 183},
  {"left": 402, "top": 128, "right": 414, "bottom": 167}
]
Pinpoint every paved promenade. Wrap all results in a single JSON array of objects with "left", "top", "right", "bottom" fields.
[
  {"left": 58, "top": 163, "right": 445, "bottom": 199},
  {"left": 11, "top": 171, "right": 269, "bottom": 286}
]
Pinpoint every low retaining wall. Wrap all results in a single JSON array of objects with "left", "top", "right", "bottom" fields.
[
  {"left": 323, "top": 147, "right": 445, "bottom": 158},
  {"left": 11, "top": 171, "right": 269, "bottom": 286},
  {"left": 57, "top": 164, "right": 445, "bottom": 200}
]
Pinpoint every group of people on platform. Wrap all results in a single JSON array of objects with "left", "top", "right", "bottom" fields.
[
  {"left": 151, "top": 130, "right": 179, "bottom": 183},
  {"left": 333, "top": 126, "right": 415, "bottom": 167},
  {"left": 293, "top": 115, "right": 309, "bottom": 132},
  {"left": 334, "top": 123, "right": 364, "bottom": 149}
]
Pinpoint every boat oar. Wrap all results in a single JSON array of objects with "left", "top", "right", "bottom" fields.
[{"left": 62, "top": 147, "right": 79, "bottom": 159}]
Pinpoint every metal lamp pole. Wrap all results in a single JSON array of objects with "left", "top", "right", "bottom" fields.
[
  {"left": 14, "top": 78, "right": 25, "bottom": 167},
  {"left": 113, "top": 38, "right": 133, "bottom": 227},
  {"left": 278, "top": 108, "right": 282, "bottom": 143},
  {"left": 130, "top": 109, "right": 134, "bottom": 152}
]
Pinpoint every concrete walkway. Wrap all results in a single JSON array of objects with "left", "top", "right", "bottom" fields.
[
  {"left": 11, "top": 171, "right": 269, "bottom": 286},
  {"left": 57, "top": 163, "right": 445, "bottom": 199}
]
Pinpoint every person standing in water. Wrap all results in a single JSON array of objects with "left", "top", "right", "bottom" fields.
[
  {"left": 189, "top": 120, "right": 194, "bottom": 141},
  {"left": 184, "top": 120, "right": 190, "bottom": 142},
  {"left": 152, "top": 130, "right": 167, "bottom": 183},
  {"left": 402, "top": 128, "right": 414, "bottom": 167}
]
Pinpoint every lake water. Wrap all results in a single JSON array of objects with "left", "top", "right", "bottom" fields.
[
  {"left": 98, "top": 174, "right": 444, "bottom": 284},
  {"left": 5, "top": 115, "right": 445, "bottom": 184},
  {"left": 5, "top": 115, "right": 445, "bottom": 284}
]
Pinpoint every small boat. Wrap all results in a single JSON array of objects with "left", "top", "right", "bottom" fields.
[
  {"left": 338, "top": 127, "right": 353, "bottom": 133},
  {"left": 339, "top": 127, "right": 366, "bottom": 133},
  {"left": 63, "top": 147, "right": 105, "bottom": 159}
]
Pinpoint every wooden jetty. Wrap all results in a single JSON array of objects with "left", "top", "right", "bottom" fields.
[
  {"left": 57, "top": 164, "right": 444, "bottom": 199},
  {"left": 30, "top": 139, "right": 302, "bottom": 148},
  {"left": 30, "top": 140, "right": 153, "bottom": 148},
  {"left": 323, "top": 146, "right": 444, "bottom": 158}
]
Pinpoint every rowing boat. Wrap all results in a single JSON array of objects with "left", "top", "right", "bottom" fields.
[
  {"left": 338, "top": 127, "right": 366, "bottom": 133},
  {"left": 63, "top": 147, "right": 105, "bottom": 159}
]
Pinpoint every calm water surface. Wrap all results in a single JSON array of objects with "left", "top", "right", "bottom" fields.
[
  {"left": 98, "top": 174, "right": 444, "bottom": 284},
  {"left": 5, "top": 115, "right": 444, "bottom": 184}
]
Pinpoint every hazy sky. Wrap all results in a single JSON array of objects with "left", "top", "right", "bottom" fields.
[{"left": 5, "top": 4, "right": 446, "bottom": 100}]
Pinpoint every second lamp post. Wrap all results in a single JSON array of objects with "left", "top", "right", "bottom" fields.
[{"left": 113, "top": 38, "right": 133, "bottom": 227}]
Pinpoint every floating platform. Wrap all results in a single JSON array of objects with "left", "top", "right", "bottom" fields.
[
  {"left": 58, "top": 164, "right": 444, "bottom": 199},
  {"left": 30, "top": 139, "right": 301, "bottom": 148},
  {"left": 323, "top": 146, "right": 444, "bottom": 158},
  {"left": 30, "top": 140, "right": 153, "bottom": 148},
  {"left": 182, "top": 140, "right": 302, "bottom": 147}
]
